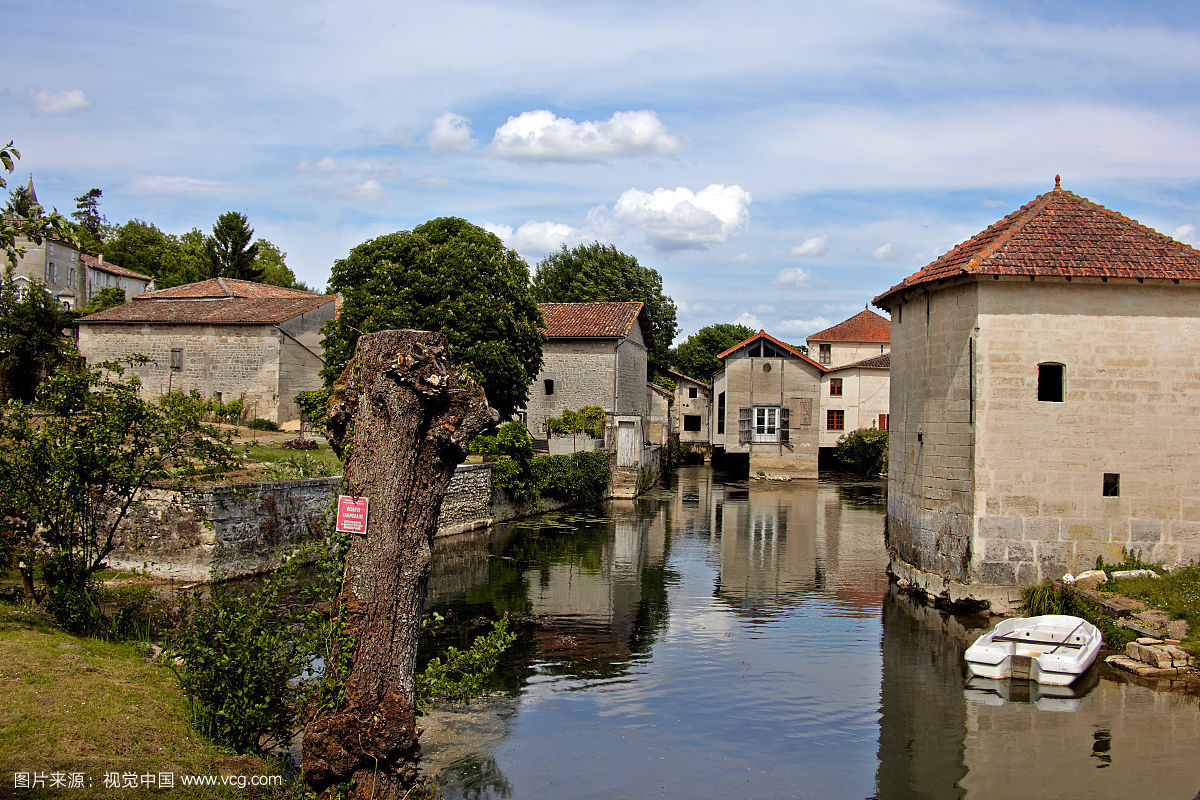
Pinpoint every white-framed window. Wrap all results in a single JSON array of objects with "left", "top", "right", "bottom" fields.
[{"left": 754, "top": 406, "right": 779, "bottom": 442}]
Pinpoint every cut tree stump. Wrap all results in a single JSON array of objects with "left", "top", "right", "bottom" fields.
[{"left": 302, "top": 330, "right": 496, "bottom": 799}]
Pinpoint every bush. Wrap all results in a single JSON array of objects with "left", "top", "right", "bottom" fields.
[
  {"left": 41, "top": 554, "right": 104, "bottom": 635},
  {"left": 294, "top": 388, "right": 333, "bottom": 433},
  {"left": 831, "top": 429, "right": 888, "bottom": 475},
  {"left": 1020, "top": 580, "right": 1136, "bottom": 649},
  {"left": 246, "top": 417, "right": 281, "bottom": 432}
]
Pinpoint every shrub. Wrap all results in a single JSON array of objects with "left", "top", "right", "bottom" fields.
[
  {"left": 416, "top": 616, "right": 516, "bottom": 709},
  {"left": 1020, "top": 580, "right": 1136, "bottom": 649},
  {"left": 41, "top": 554, "right": 104, "bottom": 635},
  {"left": 294, "top": 388, "right": 333, "bottom": 433},
  {"left": 832, "top": 429, "right": 888, "bottom": 475},
  {"left": 246, "top": 417, "right": 281, "bottom": 432},
  {"left": 545, "top": 406, "right": 606, "bottom": 440}
]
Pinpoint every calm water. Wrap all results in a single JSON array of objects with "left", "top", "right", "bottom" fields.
[{"left": 417, "top": 466, "right": 1200, "bottom": 799}]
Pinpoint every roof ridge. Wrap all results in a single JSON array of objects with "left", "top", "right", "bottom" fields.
[
  {"left": 215, "top": 276, "right": 232, "bottom": 296},
  {"left": 964, "top": 190, "right": 1054, "bottom": 273},
  {"left": 715, "top": 330, "right": 827, "bottom": 371}
]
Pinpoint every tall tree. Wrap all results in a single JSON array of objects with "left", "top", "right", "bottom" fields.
[
  {"left": 670, "top": 322, "right": 757, "bottom": 381},
  {"left": 253, "top": 239, "right": 310, "bottom": 290},
  {"left": 71, "top": 188, "right": 106, "bottom": 253},
  {"left": 103, "top": 220, "right": 206, "bottom": 288},
  {"left": 0, "top": 274, "right": 76, "bottom": 401},
  {"left": 207, "top": 211, "right": 262, "bottom": 281},
  {"left": 322, "top": 217, "right": 545, "bottom": 418},
  {"left": 533, "top": 242, "right": 678, "bottom": 370}
]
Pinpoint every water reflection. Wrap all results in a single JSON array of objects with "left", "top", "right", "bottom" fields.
[{"left": 418, "top": 467, "right": 1200, "bottom": 799}]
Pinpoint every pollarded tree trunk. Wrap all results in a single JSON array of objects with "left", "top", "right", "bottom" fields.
[{"left": 302, "top": 330, "right": 496, "bottom": 799}]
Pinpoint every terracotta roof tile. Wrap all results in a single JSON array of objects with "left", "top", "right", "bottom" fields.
[
  {"left": 77, "top": 295, "right": 334, "bottom": 325},
  {"left": 139, "top": 277, "right": 324, "bottom": 300},
  {"left": 715, "top": 329, "right": 827, "bottom": 372},
  {"left": 829, "top": 353, "right": 890, "bottom": 371},
  {"left": 875, "top": 181, "right": 1200, "bottom": 306},
  {"left": 538, "top": 302, "right": 647, "bottom": 343},
  {"left": 807, "top": 309, "right": 891, "bottom": 343},
  {"left": 80, "top": 253, "right": 153, "bottom": 283}
]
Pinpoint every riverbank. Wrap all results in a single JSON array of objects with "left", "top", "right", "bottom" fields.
[{"left": 0, "top": 602, "right": 285, "bottom": 798}]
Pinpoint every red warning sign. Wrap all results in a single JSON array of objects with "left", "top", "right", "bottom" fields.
[{"left": 336, "top": 495, "right": 369, "bottom": 535}]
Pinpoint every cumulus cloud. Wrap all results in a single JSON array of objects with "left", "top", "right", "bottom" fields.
[
  {"left": 872, "top": 242, "right": 896, "bottom": 259},
  {"left": 428, "top": 112, "right": 477, "bottom": 154},
  {"left": 485, "top": 221, "right": 581, "bottom": 255},
  {"left": 1171, "top": 223, "right": 1196, "bottom": 244},
  {"left": 122, "top": 175, "right": 227, "bottom": 195},
  {"left": 773, "top": 267, "right": 811, "bottom": 288},
  {"left": 734, "top": 312, "right": 762, "bottom": 330},
  {"left": 594, "top": 184, "right": 751, "bottom": 251},
  {"left": 490, "top": 110, "right": 681, "bottom": 161},
  {"left": 355, "top": 180, "right": 383, "bottom": 202},
  {"left": 26, "top": 88, "right": 89, "bottom": 114},
  {"left": 790, "top": 235, "right": 828, "bottom": 257},
  {"left": 777, "top": 316, "right": 833, "bottom": 335},
  {"left": 677, "top": 300, "right": 713, "bottom": 317}
]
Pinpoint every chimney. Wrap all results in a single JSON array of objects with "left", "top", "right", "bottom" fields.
[{"left": 98, "top": 254, "right": 104, "bottom": 264}]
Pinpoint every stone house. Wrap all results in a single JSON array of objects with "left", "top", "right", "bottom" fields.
[
  {"left": 77, "top": 277, "right": 335, "bottom": 424},
  {"left": 660, "top": 368, "right": 712, "bottom": 449},
  {"left": 806, "top": 310, "right": 892, "bottom": 450},
  {"left": 523, "top": 301, "right": 651, "bottom": 443},
  {"left": 9, "top": 234, "right": 83, "bottom": 310},
  {"left": 873, "top": 178, "right": 1200, "bottom": 609},
  {"left": 710, "top": 330, "right": 825, "bottom": 478},
  {"left": 82, "top": 253, "right": 154, "bottom": 303}
]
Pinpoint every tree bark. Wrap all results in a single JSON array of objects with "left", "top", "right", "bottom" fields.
[{"left": 302, "top": 330, "right": 496, "bottom": 799}]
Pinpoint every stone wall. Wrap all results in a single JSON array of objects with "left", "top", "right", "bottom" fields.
[
  {"left": 524, "top": 340, "right": 617, "bottom": 438},
  {"left": 818, "top": 367, "right": 890, "bottom": 448}
]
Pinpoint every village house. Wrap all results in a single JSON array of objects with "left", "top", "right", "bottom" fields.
[
  {"left": 873, "top": 177, "right": 1200, "bottom": 610},
  {"left": 660, "top": 368, "right": 712, "bottom": 452},
  {"left": 523, "top": 301, "right": 651, "bottom": 448},
  {"left": 710, "top": 330, "right": 825, "bottom": 478},
  {"left": 82, "top": 252, "right": 154, "bottom": 303},
  {"left": 76, "top": 277, "right": 335, "bottom": 424},
  {"left": 806, "top": 309, "right": 892, "bottom": 450},
  {"left": 8, "top": 233, "right": 83, "bottom": 310}
]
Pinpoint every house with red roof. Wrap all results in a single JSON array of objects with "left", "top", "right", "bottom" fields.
[
  {"left": 873, "top": 178, "right": 1200, "bottom": 609},
  {"left": 524, "top": 302, "right": 652, "bottom": 458},
  {"left": 710, "top": 330, "right": 825, "bottom": 478},
  {"left": 807, "top": 309, "right": 892, "bottom": 449},
  {"left": 82, "top": 253, "right": 154, "bottom": 302},
  {"left": 77, "top": 277, "right": 335, "bottom": 424}
]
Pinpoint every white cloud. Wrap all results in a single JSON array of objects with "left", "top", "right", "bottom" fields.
[
  {"left": 872, "top": 242, "right": 896, "bottom": 259},
  {"left": 593, "top": 184, "right": 751, "bottom": 251},
  {"left": 355, "top": 180, "right": 383, "bottom": 202},
  {"left": 297, "top": 157, "right": 401, "bottom": 179},
  {"left": 122, "top": 175, "right": 228, "bottom": 195},
  {"left": 777, "top": 316, "right": 833, "bottom": 335},
  {"left": 486, "top": 220, "right": 581, "bottom": 256},
  {"left": 753, "top": 304, "right": 776, "bottom": 314},
  {"left": 732, "top": 253, "right": 757, "bottom": 263},
  {"left": 25, "top": 88, "right": 89, "bottom": 114},
  {"left": 734, "top": 312, "right": 761, "bottom": 330},
  {"left": 790, "top": 235, "right": 828, "bottom": 257},
  {"left": 490, "top": 109, "right": 681, "bottom": 161},
  {"left": 773, "top": 267, "right": 810, "bottom": 288},
  {"left": 677, "top": 300, "right": 713, "bottom": 317},
  {"left": 428, "top": 112, "right": 477, "bottom": 154},
  {"left": 1171, "top": 223, "right": 1196, "bottom": 244}
]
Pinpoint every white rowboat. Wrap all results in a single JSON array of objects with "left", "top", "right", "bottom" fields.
[{"left": 964, "top": 614, "right": 1102, "bottom": 686}]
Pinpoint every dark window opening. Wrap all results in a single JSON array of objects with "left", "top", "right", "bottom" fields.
[
  {"left": 717, "top": 392, "right": 726, "bottom": 434},
  {"left": 170, "top": 348, "right": 183, "bottom": 371},
  {"left": 1103, "top": 473, "right": 1120, "bottom": 497},
  {"left": 829, "top": 378, "right": 843, "bottom": 396},
  {"left": 1038, "top": 363, "right": 1064, "bottom": 402},
  {"left": 544, "top": 379, "right": 554, "bottom": 395},
  {"left": 688, "top": 387, "right": 698, "bottom": 399},
  {"left": 683, "top": 414, "right": 702, "bottom": 432}
]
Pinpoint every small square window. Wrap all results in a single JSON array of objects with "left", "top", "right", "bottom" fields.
[
  {"left": 1038, "top": 363, "right": 1064, "bottom": 402},
  {"left": 683, "top": 414, "right": 702, "bottom": 432},
  {"left": 688, "top": 387, "right": 698, "bottom": 399},
  {"left": 1103, "top": 473, "right": 1120, "bottom": 497},
  {"left": 829, "top": 378, "right": 843, "bottom": 397},
  {"left": 543, "top": 379, "right": 554, "bottom": 395}
]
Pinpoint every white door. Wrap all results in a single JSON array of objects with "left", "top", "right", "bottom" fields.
[{"left": 617, "top": 421, "right": 639, "bottom": 467}]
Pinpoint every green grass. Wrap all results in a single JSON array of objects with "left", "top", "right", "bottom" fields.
[
  {"left": 0, "top": 603, "right": 284, "bottom": 798},
  {"left": 1019, "top": 581, "right": 1139, "bottom": 650},
  {"left": 1107, "top": 564, "right": 1200, "bottom": 653},
  {"left": 242, "top": 444, "right": 342, "bottom": 473}
]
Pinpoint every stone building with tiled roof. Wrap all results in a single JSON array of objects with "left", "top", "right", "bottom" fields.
[
  {"left": 82, "top": 253, "right": 153, "bottom": 303},
  {"left": 804, "top": 308, "right": 893, "bottom": 449},
  {"left": 523, "top": 302, "right": 651, "bottom": 454},
  {"left": 872, "top": 178, "right": 1200, "bottom": 610},
  {"left": 77, "top": 278, "right": 335, "bottom": 424},
  {"left": 806, "top": 307, "right": 891, "bottom": 368}
]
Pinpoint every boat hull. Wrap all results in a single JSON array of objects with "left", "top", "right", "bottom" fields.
[{"left": 964, "top": 614, "right": 1101, "bottom": 686}]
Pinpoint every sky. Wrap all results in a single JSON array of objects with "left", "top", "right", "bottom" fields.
[{"left": 6, "top": 0, "right": 1200, "bottom": 343}]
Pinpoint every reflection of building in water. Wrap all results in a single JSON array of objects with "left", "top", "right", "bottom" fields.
[{"left": 706, "top": 476, "right": 889, "bottom": 615}]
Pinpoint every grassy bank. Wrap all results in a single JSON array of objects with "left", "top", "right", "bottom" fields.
[{"left": 0, "top": 603, "right": 284, "bottom": 798}]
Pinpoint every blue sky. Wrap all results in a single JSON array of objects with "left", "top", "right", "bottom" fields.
[{"left": 6, "top": 0, "right": 1200, "bottom": 341}]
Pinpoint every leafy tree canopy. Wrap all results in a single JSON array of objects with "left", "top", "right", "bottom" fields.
[
  {"left": 322, "top": 217, "right": 545, "bottom": 418},
  {"left": 103, "top": 220, "right": 207, "bottom": 288},
  {"left": 1, "top": 140, "right": 72, "bottom": 269},
  {"left": 0, "top": 275, "right": 77, "bottom": 401},
  {"left": 207, "top": 211, "right": 262, "bottom": 282},
  {"left": 670, "top": 323, "right": 757, "bottom": 381},
  {"left": 81, "top": 286, "right": 126, "bottom": 315},
  {"left": 253, "top": 239, "right": 308, "bottom": 290},
  {"left": 533, "top": 242, "right": 677, "bottom": 370}
]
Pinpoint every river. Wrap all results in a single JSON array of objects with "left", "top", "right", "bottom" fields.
[{"left": 416, "top": 465, "right": 1200, "bottom": 799}]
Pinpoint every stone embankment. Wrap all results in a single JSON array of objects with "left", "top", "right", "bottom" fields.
[{"left": 1106, "top": 637, "right": 1196, "bottom": 679}]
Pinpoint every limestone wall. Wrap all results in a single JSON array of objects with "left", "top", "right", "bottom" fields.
[
  {"left": 818, "top": 368, "right": 890, "bottom": 448},
  {"left": 524, "top": 340, "right": 616, "bottom": 438},
  {"left": 616, "top": 338, "right": 649, "bottom": 417},
  {"left": 971, "top": 280, "right": 1200, "bottom": 581},
  {"left": 884, "top": 283, "right": 978, "bottom": 583}
]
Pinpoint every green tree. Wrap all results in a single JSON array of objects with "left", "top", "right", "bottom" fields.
[
  {"left": 533, "top": 242, "right": 678, "bottom": 371},
  {"left": 71, "top": 188, "right": 106, "bottom": 253},
  {"left": 1, "top": 140, "right": 71, "bottom": 269},
  {"left": 253, "top": 239, "right": 309, "bottom": 290},
  {"left": 831, "top": 429, "right": 889, "bottom": 476},
  {"left": 81, "top": 286, "right": 126, "bottom": 315},
  {"left": 0, "top": 359, "right": 235, "bottom": 629},
  {"left": 322, "top": 217, "right": 545, "bottom": 418},
  {"left": 206, "top": 211, "right": 261, "bottom": 282},
  {"left": 0, "top": 274, "right": 77, "bottom": 401},
  {"left": 670, "top": 322, "right": 756, "bottom": 381},
  {"left": 103, "top": 220, "right": 207, "bottom": 288}
]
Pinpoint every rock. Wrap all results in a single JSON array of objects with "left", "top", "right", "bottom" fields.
[
  {"left": 1166, "top": 619, "right": 1188, "bottom": 640},
  {"left": 1073, "top": 569, "right": 1108, "bottom": 591},
  {"left": 1136, "top": 637, "right": 1163, "bottom": 645},
  {"left": 1163, "top": 645, "right": 1195, "bottom": 668},
  {"left": 1111, "top": 568, "right": 1159, "bottom": 580}
]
